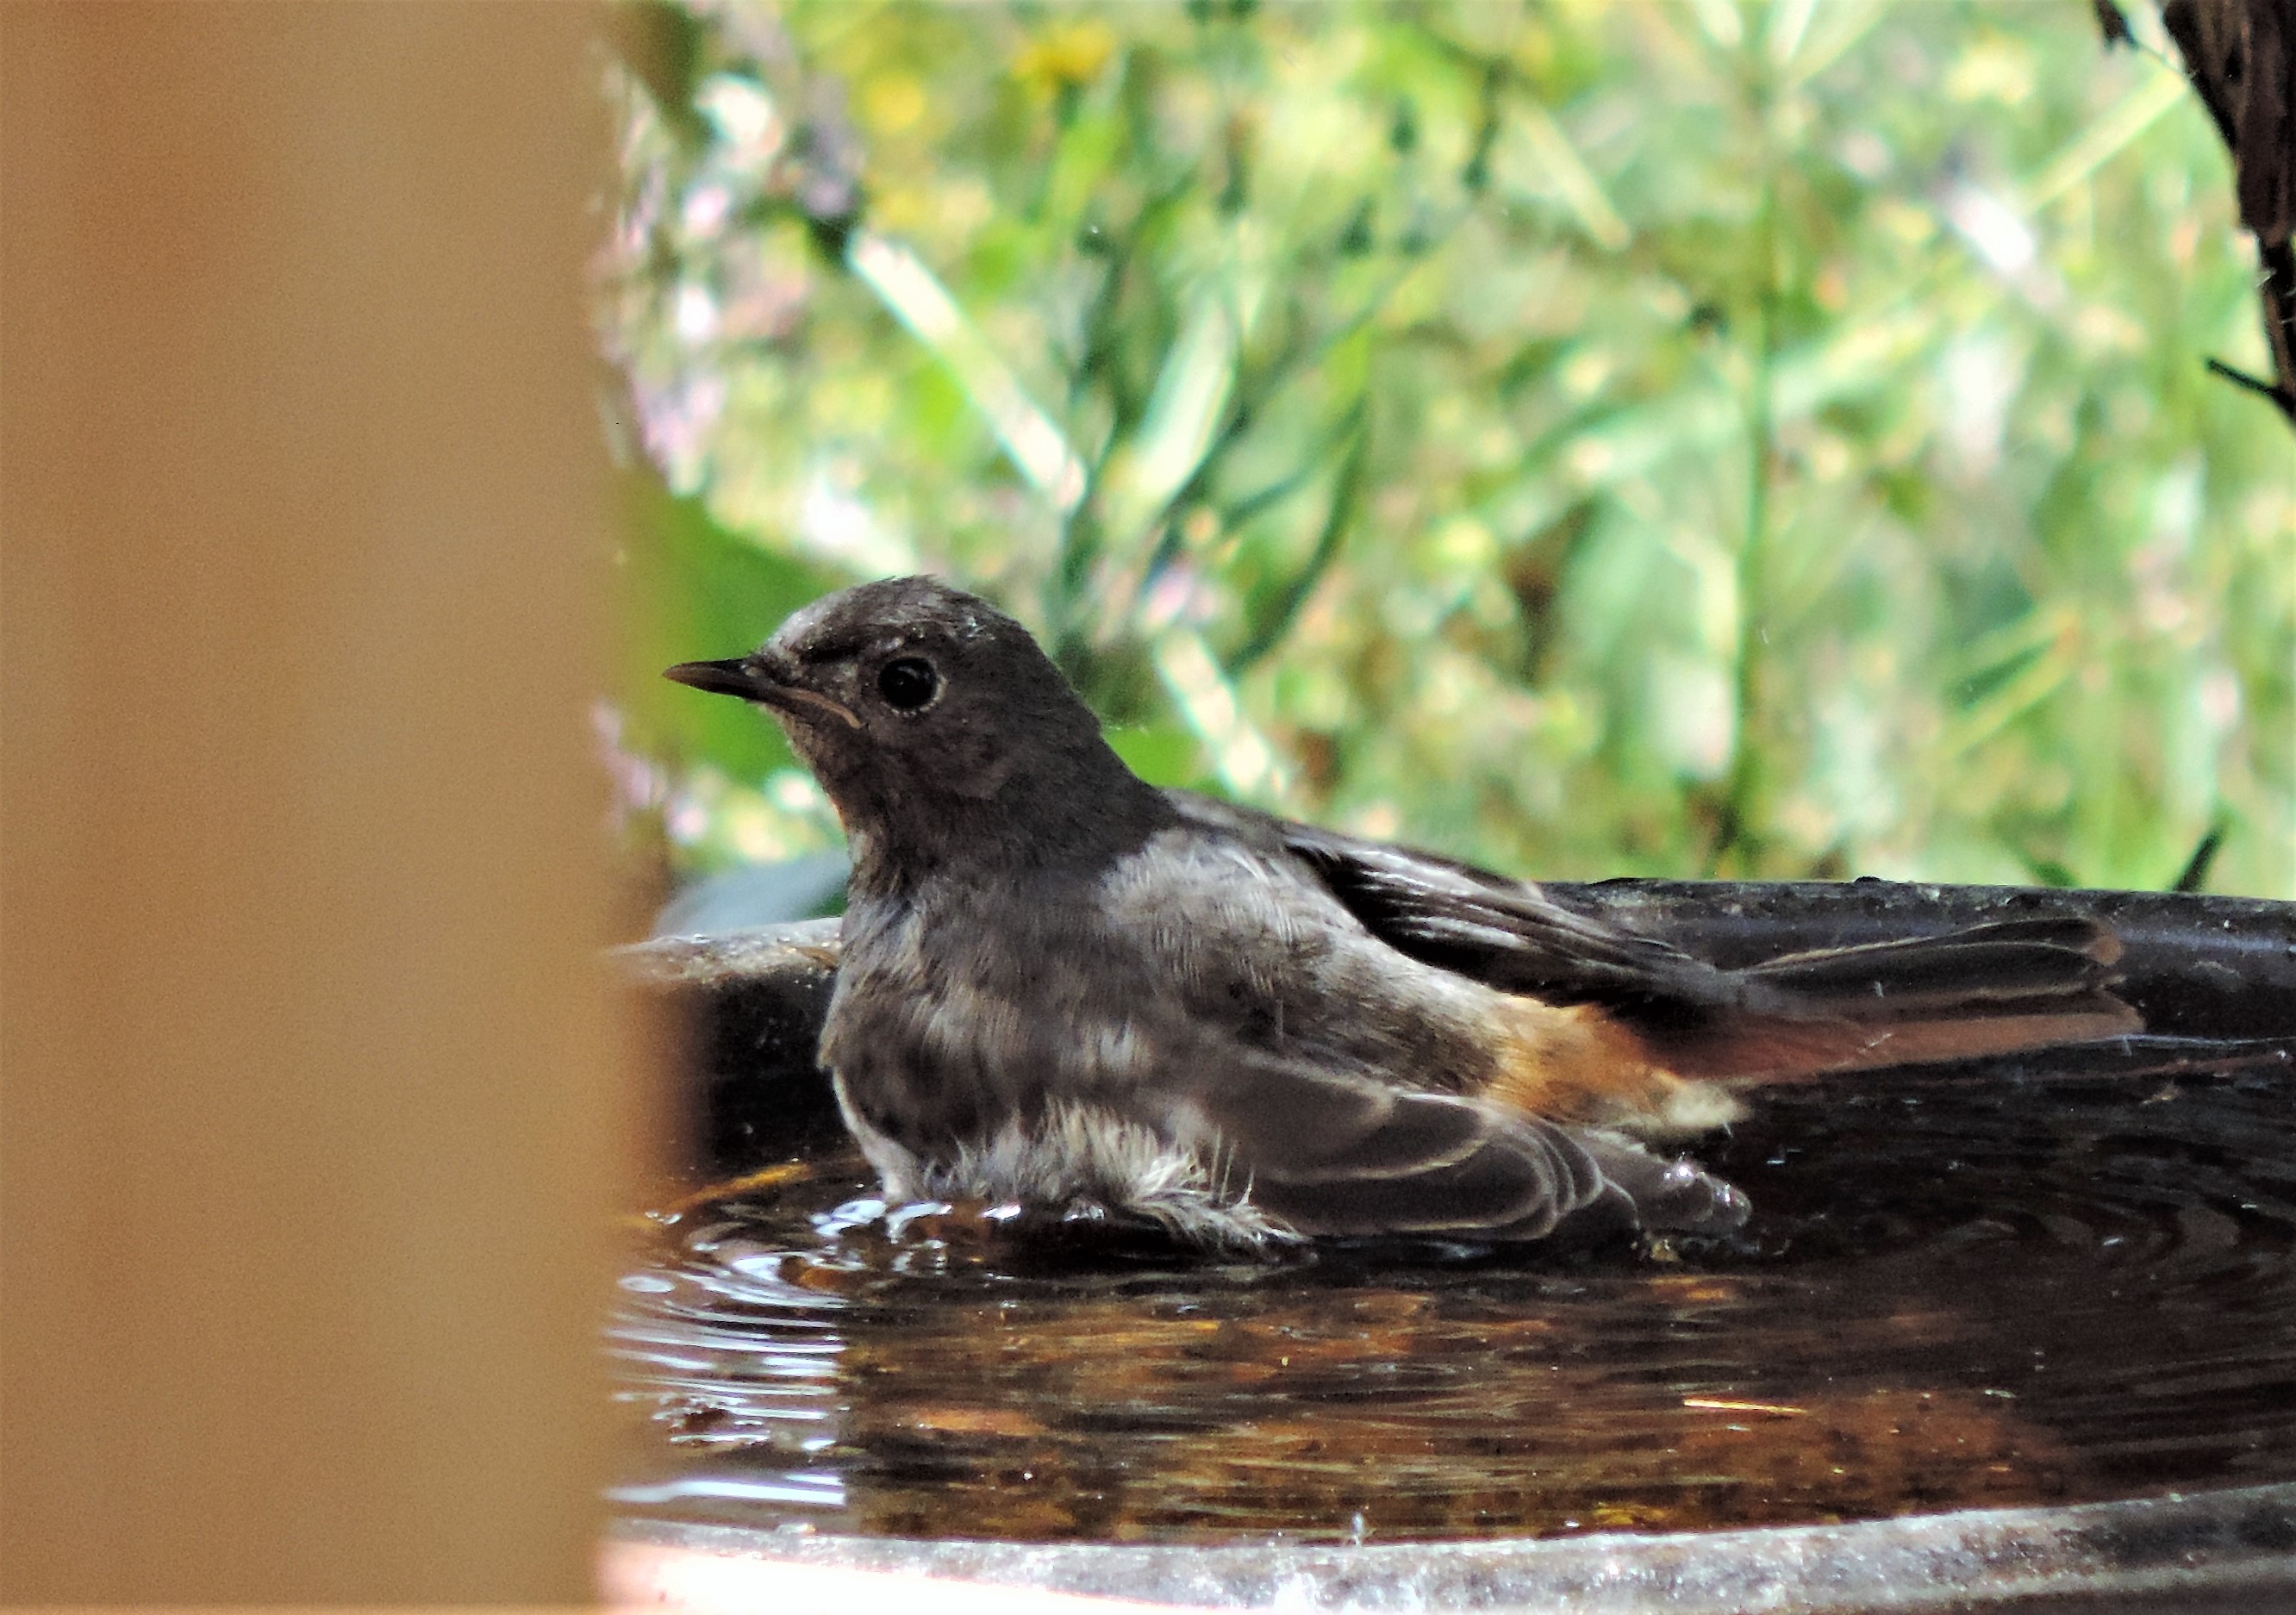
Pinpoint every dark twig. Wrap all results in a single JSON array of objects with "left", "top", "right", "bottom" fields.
[
  {"left": 2206, "top": 355, "right": 2296, "bottom": 419},
  {"left": 2172, "top": 820, "right": 2228, "bottom": 892}
]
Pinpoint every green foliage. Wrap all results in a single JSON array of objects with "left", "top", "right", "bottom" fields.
[
  {"left": 615, "top": 468, "right": 830, "bottom": 787},
  {"left": 602, "top": 0, "right": 2293, "bottom": 897}
]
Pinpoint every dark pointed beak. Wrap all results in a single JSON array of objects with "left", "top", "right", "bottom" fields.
[
  {"left": 663, "top": 652, "right": 864, "bottom": 729},
  {"left": 664, "top": 655, "right": 776, "bottom": 701}
]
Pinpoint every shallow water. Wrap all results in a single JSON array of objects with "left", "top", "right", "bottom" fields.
[{"left": 608, "top": 1056, "right": 2296, "bottom": 1545}]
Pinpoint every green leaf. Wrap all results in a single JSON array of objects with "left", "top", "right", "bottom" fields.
[
  {"left": 1105, "top": 722, "right": 1207, "bottom": 789},
  {"left": 613, "top": 465, "right": 839, "bottom": 784}
]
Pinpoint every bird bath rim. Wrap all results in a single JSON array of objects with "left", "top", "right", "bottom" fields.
[{"left": 602, "top": 1479, "right": 2296, "bottom": 1613}]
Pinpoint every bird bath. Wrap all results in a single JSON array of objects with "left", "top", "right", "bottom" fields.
[{"left": 605, "top": 882, "right": 2296, "bottom": 1612}]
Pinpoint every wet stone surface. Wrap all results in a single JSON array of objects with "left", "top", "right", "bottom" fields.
[{"left": 608, "top": 1056, "right": 2296, "bottom": 1546}]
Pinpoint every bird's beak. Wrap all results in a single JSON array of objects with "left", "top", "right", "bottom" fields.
[
  {"left": 662, "top": 654, "right": 863, "bottom": 729},
  {"left": 663, "top": 656, "right": 776, "bottom": 701}
]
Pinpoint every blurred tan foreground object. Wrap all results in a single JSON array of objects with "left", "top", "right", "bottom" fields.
[{"left": 0, "top": 2, "right": 627, "bottom": 1601}]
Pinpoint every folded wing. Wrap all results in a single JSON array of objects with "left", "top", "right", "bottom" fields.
[
  {"left": 1264, "top": 813, "right": 2140, "bottom": 1082},
  {"left": 1178, "top": 1053, "right": 1748, "bottom": 1240}
]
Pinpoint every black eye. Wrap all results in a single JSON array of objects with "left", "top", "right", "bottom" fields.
[{"left": 877, "top": 656, "right": 939, "bottom": 712}]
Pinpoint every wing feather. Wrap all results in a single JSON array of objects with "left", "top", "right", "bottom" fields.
[
  {"left": 1223, "top": 803, "right": 2139, "bottom": 1056},
  {"left": 1176, "top": 1055, "right": 1743, "bottom": 1239}
]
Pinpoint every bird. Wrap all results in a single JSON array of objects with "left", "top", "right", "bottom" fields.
[{"left": 665, "top": 576, "right": 2140, "bottom": 1253}]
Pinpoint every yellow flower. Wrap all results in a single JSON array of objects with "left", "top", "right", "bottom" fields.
[
  {"left": 1014, "top": 21, "right": 1115, "bottom": 94},
  {"left": 860, "top": 72, "right": 927, "bottom": 136}
]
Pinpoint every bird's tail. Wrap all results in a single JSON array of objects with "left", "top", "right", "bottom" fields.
[{"left": 1639, "top": 916, "right": 2141, "bottom": 1084}]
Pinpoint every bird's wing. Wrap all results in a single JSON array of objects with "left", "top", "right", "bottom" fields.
[
  {"left": 1167, "top": 793, "right": 1739, "bottom": 1017},
  {"left": 1285, "top": 827, "right": 1735, "bottom": 1010},
  {"left": 1167, "top": 793, "right": 2138, "bottom": 1078},
  {"left": 1176, "top": 1051, "right": 1746, "bottom": 1240}
]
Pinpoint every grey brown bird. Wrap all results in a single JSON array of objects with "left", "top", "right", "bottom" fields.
[{"left": 666, "top": 577, "right": 2140, "bottom": 1252}]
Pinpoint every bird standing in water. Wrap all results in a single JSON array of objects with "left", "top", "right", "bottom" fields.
[{"left": 667, "top": 577, "right": 2138, "bottom": 1252}]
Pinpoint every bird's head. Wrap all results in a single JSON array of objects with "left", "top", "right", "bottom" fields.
[{"left": 666, "top": 577, "right": 1163, "bottom": 876}]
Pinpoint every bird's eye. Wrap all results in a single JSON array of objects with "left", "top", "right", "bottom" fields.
[{"left": 877, "top": 656, "right": 940, "bottom": 712}]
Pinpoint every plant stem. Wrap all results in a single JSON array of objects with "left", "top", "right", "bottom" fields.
[{"left": 1710, "top": 62, "right": 1780, "bottom": 876}]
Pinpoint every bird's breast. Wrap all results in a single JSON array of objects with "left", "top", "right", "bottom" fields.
[{"left": 821, "top": 887, "right": 1179, "bottom": 1150}]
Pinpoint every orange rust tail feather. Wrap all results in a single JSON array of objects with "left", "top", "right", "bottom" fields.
[
  {"left": 1477, "top": 916, "right": 2142, "bottom": 1138},
  {"left": 1641, "top": 915, "right": 2140, "bottom": 1088},
  {"left": 1635, "top": 994, "right": 2143, "bottom": 1087}
]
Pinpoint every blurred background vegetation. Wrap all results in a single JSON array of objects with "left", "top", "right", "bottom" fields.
[{"left": 598, "top": 0, "right": 2293, "bottom": 920}]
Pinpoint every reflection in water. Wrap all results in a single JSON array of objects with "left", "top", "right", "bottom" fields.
[{"left": 609, "top": 1061, "right": 2296, "bottom": 1544}]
